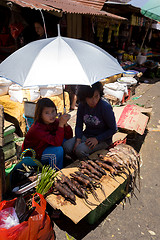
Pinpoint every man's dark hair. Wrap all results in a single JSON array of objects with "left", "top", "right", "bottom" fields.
[{"left": 77, "top": 82, "right": 103, "bottom": 103}]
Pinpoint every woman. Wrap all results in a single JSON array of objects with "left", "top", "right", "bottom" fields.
[
  {"left": 34, "top": 22, "right": 46, "bottom": 39},
  {"left": 22, "top": 98, "right": 73, "bottom": 169},
  {"left": 63, "top": 82, "right": 117, "bottom": 160}
]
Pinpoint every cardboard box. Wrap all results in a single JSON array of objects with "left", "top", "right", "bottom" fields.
[
  {"left": 112, "top": 132, "right": 127, "bottom": 143},
  {"left": 105, "top": 94, "right": 121, "bottom": 106},
  {"left": 85, "top": 178, "right": 127, "bottom": 224},
  {"left": 113, "top": 104, "right": 151, "bottom": 135},
  {"left": 46, "top": 150, "right": 134, "bottom": 224}
]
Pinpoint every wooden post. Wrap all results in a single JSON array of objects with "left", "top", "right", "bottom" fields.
[
  {"left": 0, "top": 148, "right": 5, "bottom": 201},
  {"left": 139, "top": 20, "right": 152, "bottom": 54},
  {"left": 0, "top": 105, "right": 5, "bottom": 201},
  {"left": 0, "top": 105, "right": 4, "bottom": 147}
]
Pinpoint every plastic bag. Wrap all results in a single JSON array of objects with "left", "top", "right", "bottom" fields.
[
  {"left": 14, "top": 196, "right": 27, "bottom": 221},
  {"left": 0, "top": 207, "right": 19, "bottom": 229},
  {"left": 0, "top": 193, "right": 55, "bottom": 240}
]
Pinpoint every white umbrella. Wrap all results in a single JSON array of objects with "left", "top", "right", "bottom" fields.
[
  {"left": 0, "top": 30, "right": 124, "bottom": 111},
  {"left": 0, "top": 35, "right": 123, "bottom": 88}
]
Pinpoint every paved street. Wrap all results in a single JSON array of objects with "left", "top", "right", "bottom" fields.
[{"left": 52, "top": 77, "right": 160, "bottom": 240}]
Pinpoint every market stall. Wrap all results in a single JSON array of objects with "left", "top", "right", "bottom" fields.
[
  {"left": 0, "top": 101, "right": 151, "bottom": 237},
  {"left": 45, "top": 144, "right": 139, "bottom": 224}
]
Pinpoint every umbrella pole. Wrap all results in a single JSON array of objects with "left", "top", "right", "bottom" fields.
[{"left": 62, "top": 85, "right": 66, "bottom": 113}]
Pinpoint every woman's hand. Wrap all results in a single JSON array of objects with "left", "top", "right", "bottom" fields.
[
  {"left": 59, "top": 113, "right": 71, "bottom": 127},
  {"left": 85, "top": 137, "right": 98, "bottom": 149},
  {"left": 73, "top": 138, "right": 81, "bottom": 152}
]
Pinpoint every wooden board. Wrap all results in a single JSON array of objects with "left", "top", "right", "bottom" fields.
[
  {"left": 4, "top": 133, "right": 14, "bottom": 145},
  {"left": 4, "top": 124, "right": 15, "bottom": 137},
  {"left": 46, "top": 150, "right": 134, "bottom": 224},
  {"left": 0, "top": 105, "right": 5, "bottom": 200},
  {"left": 3, "top": 141, "right": 16, "bottom": 160}
]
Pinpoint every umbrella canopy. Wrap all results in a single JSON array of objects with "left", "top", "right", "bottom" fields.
[
  {"left": 0, "top": 36, "right": 124, "bottom": 88},
  {"left": 128, "top": 0, "right": 160, "bottom": 22}
]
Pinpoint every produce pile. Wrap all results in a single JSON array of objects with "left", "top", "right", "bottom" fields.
[
  {"left": 52, "top": 144, "right": 141, "bottom": 206},
  {"left": 36, "top": 165, "right": 58, "bottom": 196}
]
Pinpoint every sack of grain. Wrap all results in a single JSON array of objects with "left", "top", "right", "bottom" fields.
[
  {"left": 9, "top": 84, "right": 40, "bottom": 103},
  {"left": 0, "top": 77, "right": 12, "bottom": 96},
  {"left": 40, "top": 85, "right": 62, "bottom": 97}
]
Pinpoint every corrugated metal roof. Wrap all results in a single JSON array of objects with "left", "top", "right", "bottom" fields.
[
  {"left": 106, "top": 0, "right": 129, "bottom": 3},
  {"left": 11, "top": 0, "right": 106, "bottom": 13},
  {"left": 71, "top": 0, "right": 105, "bottom": 10},
  {"left": 10, "top": 0, "right": 126, "bottom": 19}
]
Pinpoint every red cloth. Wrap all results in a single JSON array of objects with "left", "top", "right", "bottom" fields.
[
  {"left": 0, "top": 34, "right": 10, "bottom": 46},
  {"left": 22, "top": 119, "right": 73, "bottom": 159},
  {"left": 9, "top": 23, "right": 24, "bottom": 39}
]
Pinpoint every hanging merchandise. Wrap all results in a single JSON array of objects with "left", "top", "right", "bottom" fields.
[
  {"left": 148, "top": 29, "right": 152, "bottom": 42},
  {"left": 131, "top": 15, "right": 146, "bottom": 27},
  {"left": 107, "top": 28, "right": 112, "bottom": 43},
  {"left": 97, "top": 23, "right": 104, "bottom": 42},
  {"left": 92, "top": 18, "right": 95, "bottom": 34},
  {"left": 114, "top": 24, "right": 120, "bottom": 37},
  {"left": 131, "top": 15, "right": 136, "bottom": 26}
]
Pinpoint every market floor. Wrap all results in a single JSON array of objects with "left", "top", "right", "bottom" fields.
[{"left": 50, "top": 77, "right": 160, "bottom": 240}]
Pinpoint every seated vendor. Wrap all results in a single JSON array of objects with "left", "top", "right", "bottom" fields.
[
  {"left": 22, "top": 98, "right": 73, "bottom": 170},
  {"left": 63, "top": 82, "right": 117, "bottom": 160}
]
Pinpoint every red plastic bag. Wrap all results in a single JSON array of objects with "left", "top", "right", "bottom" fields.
[{"left": 0, "top": 193, "right": 55, "bottom": 240}]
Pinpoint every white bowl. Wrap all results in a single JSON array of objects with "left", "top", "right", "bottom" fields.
[{"left": 123, "top": 70, "right": 139, "bottom": 78}]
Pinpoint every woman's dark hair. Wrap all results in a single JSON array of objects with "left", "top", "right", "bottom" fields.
[
  {"left": 34, "top": 98, "right": 57, "bottom": 123},
  {"left": 77, "top": 82, "right": 103, "bottom": 103}
]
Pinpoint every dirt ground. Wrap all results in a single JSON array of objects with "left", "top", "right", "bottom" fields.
[{"left": 49, "top": 77, "right": 160, "bottom": 240}]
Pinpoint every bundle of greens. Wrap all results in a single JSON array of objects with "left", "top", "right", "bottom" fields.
[{"left": 36, "top": 165, "right": 58, "bottom": 195}]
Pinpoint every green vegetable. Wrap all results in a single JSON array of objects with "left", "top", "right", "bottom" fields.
[
  {"left": 66, "top": 233, "right": 75, "bottom": 240},
  {"left": 36, "top": 165, "right": 58, "bottom": 195}
]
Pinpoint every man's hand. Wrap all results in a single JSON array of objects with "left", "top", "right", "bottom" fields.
[
  {"left": 73, "top": 138, "right": 81, "bottom": 152},
  {"left": 85, "top": 137, "right": 98, "bottom": 149}
]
